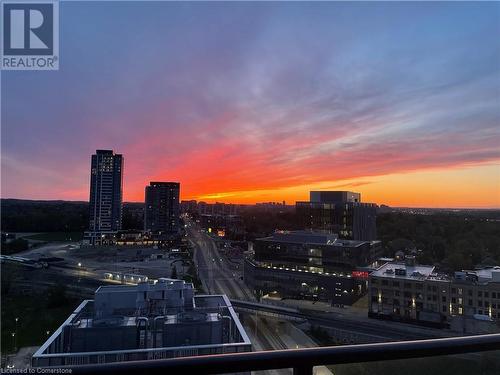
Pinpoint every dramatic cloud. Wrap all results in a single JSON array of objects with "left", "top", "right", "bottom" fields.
[{"left": 2, "top": 2, "right": 499, "bottom": 207}]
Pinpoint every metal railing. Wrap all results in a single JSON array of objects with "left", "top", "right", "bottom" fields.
[{"left": 69, "top": 333, "right": 500, "bottom": 375}]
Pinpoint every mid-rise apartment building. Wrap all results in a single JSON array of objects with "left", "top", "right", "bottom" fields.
[
  {"left": 369, "top": 258, "right": 500, "bottom": 329},
  {"left": 296, "top": 191, "right": 377, "bottom": 241},
  {"left": 144, "top": 182, "right": 181, "bottom": 236}
]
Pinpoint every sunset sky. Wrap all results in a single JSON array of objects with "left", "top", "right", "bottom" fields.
[{"left": 2, "top": 2, "right": 499, "bottom": 208}]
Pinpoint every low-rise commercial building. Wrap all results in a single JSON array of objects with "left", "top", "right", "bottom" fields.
[
  {"left": 244, "top": 230, "right": 382, "bottom": 305},
  {"left": 369, "top": 258, "right": 500, "bottom": 329},
  {"left": 32, "top": 279, "right": 251, "bottom": 367}
]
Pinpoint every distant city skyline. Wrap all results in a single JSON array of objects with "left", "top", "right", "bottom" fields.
[{"left": 2, "top": 2, "right": 499, "bottom": 208}]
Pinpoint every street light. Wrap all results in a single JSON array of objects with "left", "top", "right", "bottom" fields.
[
  {"left": 14, "top": 317, "right": 19, "bottom": 350},
  {"left": 12, "top": 332, "right": 16, "bottom": 352}
]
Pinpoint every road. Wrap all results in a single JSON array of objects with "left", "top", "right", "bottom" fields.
[{"left": 187, "top": 221, "right": 255, "bottom": 301}]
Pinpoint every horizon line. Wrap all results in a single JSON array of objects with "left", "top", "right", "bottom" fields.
[{"left": 1, "top": 197, "right": 499, "bottom": 211}]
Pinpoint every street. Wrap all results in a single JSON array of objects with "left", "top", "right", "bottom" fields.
[{"left": 187, "top": 220, "right": 255, "bottom": 301}]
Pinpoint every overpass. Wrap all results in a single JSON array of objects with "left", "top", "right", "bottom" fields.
[
  {"left": 230, "top": 299, "right": 442, "bottom": 342},
  {"left": 231, "top": 299, "right": 306, "bottom": 322}
]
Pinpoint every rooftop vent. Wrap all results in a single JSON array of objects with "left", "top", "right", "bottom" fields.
[{"left": 395, "top": 268, "right": 407, "bottom": 276}]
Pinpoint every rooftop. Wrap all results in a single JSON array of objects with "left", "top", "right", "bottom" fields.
[
  {"left": 456, "top": 267, "right": 500, "bottom": 284},
  {"left": 371, "top": 262, "right": 437, "bottom": 281},
  {"left": 258, "top": 230, "right": 376, "bottom": 247},
  {"left": 32, "top": 282, "right": 251, "bottom": 368},
  {"left": 372, "top": 261, "right": 500, "bottom": 284}
]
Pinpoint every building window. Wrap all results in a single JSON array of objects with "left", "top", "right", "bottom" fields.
[{"left": 442, "top": 296, "right": 446, "bottom": 303}]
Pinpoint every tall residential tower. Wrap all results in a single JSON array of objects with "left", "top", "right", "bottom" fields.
[{"left": 85, "top": 150, "right": 124, "bottom": 245}]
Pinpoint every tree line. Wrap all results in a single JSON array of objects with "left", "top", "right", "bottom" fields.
[
  {"left": 2, "top": 199, "right": 499, "bottom": 271},
  {"left": 1, "top": 199, "right": 143, "bottom": 232}
]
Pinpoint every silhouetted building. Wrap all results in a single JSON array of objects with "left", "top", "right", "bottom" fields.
[
  {"left": 310, "top": 191, "right": 360, "bottom": 204},
  {"left": 244, "top": 230, "right": 382, "bottom": 305},
  {"left": 180, "top": 200, "right": 198, "bottom": 214},
  {"left": 144, "top": 182, "right": 180, "bottom": 236},
  {"left": 296, "top": 191, "right": 377, "bottom": 241},
  {"left": 84, "top": 150, "right": 123, "bottom": 246}
]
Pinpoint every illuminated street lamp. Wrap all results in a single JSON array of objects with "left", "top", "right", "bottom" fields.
[
  {"left": 77, "top": 262, "right": 83, "bottom": 280},
  {"left": 14, "top": 317, "right": 19, "bottom": 350},
  {"left": 12, "top": 332, "right": 16, "bottom": 352}
]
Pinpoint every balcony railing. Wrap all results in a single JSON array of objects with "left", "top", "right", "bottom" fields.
[{"left": 69, "top": 333, "right": 500, "bottom": 375}]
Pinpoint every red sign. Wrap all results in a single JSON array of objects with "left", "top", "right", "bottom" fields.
[{"left": 352, "top": 271, "right": 369, "bottom": 279}]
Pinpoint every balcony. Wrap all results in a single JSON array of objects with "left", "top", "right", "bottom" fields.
[{"left": 66, "top": 333, "right": 500, "bottom": 375}]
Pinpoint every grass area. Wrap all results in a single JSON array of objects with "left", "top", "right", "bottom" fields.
[
  {"left": 1, "top": 294, "right": 80, "bottom": 354},
  {"left": 22, "top": 232, "right": 83, "bottom": 242}
]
